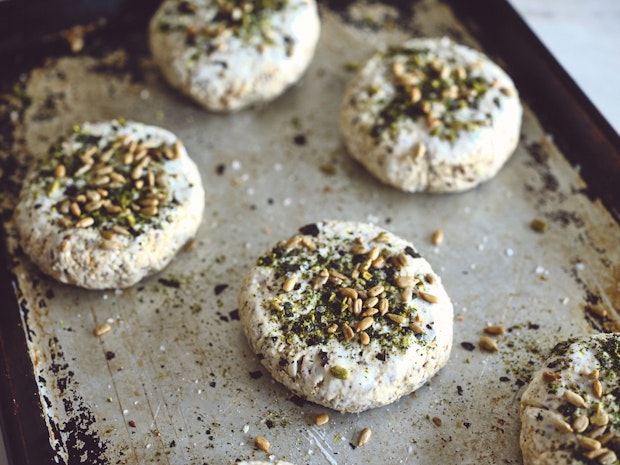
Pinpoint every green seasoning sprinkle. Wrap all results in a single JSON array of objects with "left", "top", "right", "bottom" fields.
[
  {"left": 530, "top": 218, "right": 548, "bottom": 233},
  {"left": 370, "top": 45, "right": 496, "bottom": 142},
  {"left": 330, "top": 366, "right": 350, "bottom": 380},
  {"left": 38, "top": 121, "right": 179, "bottom": 233},
  {"left": 161, "top": 0, "right": 289, "bottom": 52},
  {"left": 257, "top": 228, "right": 432, "bottom": 355}
]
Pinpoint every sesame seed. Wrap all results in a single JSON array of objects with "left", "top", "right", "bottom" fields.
[
  {"left": 95, "top": 165, "right": 114, "bottom": 176},
  {"left": 598, "top": 450, "right": 617, "bottom": 464},
  {"left": 75, "top": 217, "right": 94, "bottom": 228},
  {"left": 361, "top": 308, "right": 378, "bottom": 317},
  {"left": 410, "top": 87, "right": 422, "bottom": 104},
  {"left": 573, "top": 415, "right": 589, "bottom": 433},
  {"left": 254, "top": 436, "right": 270, "bottom": 452},
  {"left": 75, "top": 194, "right": 87, "bottom": 203},
  {"left": 70, "top": 202, "right": 82, "bottom": 217},
  {"left": 131, "top": 166, "right": 144, "bottom": 180},
  {"left": 85, "top": 201, "right": 102, "bottom": 213},
  {"left": 563, "top": 390, "right": 587, "bottom": 408},
  {"left": 412, "top": 142, "right": 426, "bottom": 160},
  {"left": 378, "top": 298, "right": 389, "bottom": 316},
  {"left": 101, "top": 240, "right": 124, "bottom": 251},
  {"left": 554, "top": 417, "right": 573, "bottom": 433},
  {"left": 431, "top": 229, "right": 444, "bottom": 245},
  {"left": 282, "top": 275, "right": 297, "bottom": 292},
  {"left": 54, "top": 164, "right": 66, "bottom": 178},
  {"left": 339, "top": 287, "right": 358, "bottom": 300},
  {"left": 590, "top": 410, "right": 609, "bottom": 427},
  {"left": 392, "top": 62, "right": 405, "bottom": 77},
  {"left": 372, "top": 232, "right": 390, "bottom": 243},
  {"left": 593, "top": 379, "right": 603, "bottom": 398},
  {"left": 353, "top": 298, "right": 363, "bottom": 315},
  {"left": 284, "top": 236, "right": 302, "bottom": 250},
  {"left": 359, "top": 332, "right": 370, "bottom": 345},
  {"left": 401, "top": 288, "right": 413, "bottom": 303},
  {"left": 368, "top": 285, "right": 384, "bottom": 297},
  {"left": 585, "top": 449, "right": 611, "bottom": 461},
  {"left": 484, "top": 325, "right": 505, "bottom": 335},
  {"left": 356, "top": 316, "right": 374, "bottom": 332},
  {"left": 94, "top": 323, "right": 111, "bottom": 336},
  {"left": 100, "top": 229, "right": 115, "bottom": 240},
  {"left": 109, "top": 172, "right": 127, "bottom": 184},
  {"left": 386, "top": 313, "right": 407, "bottom": 325},
  {"left": 330, "top": 270, "right": 348, "bottom": 281},
  {"left": 349, "top": 244, "right": 367, "bottom": 255},
  {"left": 478, "top": 335, "right": 498, "bottom": 352},
  {"left": 419, "top": 291, "right": 439, "bottom": 303},
  {"left": 86, "top": 189, "right": 101, "bottom": 202},
  {"left": 74, "top": 164, "right": 92, "bottom": 177},
  {"left": 301, "top": 237, "right": 316, "bottom": 250},
  {"left": 342, "top": 324, "right": 354, "bottom": 342},
  {"left": 577, "top": 435, "right": 602, "bottom": 451},
  {"left": 409, "top": 322, "right": 425, "bottom": 334},
  {"left": 363, "top": 296, "right": 378, "bottom": 308},
  {"left": 141, "top": 206, "right": 158, "bottom": 216},
  {"left": 367, "top": 246, "right": 382, "bottom": 262},
  {"left": 314, "top": 413, "right": 329, "bottom": 426},
  {"left": 371, "top": 256, "right": 385, "bottom": 268},
  {"left": 395, "top": 276, "right": 417, "bottom": 288},
  {"left": 312, "top": 274, "right": 328, "bottom": 290},
  {"left": 357, "top": 427, "right": 371, "bottom": 447},
  {"left": 139, "top": 198, "right": 159, "bottom": 207},
  {"left": 100, "top": 148, "right": 114, "bottom": 162}
]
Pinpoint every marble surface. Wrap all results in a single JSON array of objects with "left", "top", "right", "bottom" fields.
[{"left": 0, "top": 1, "right": 617, "bottom": 465}]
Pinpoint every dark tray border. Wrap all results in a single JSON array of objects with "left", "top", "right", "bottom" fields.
[{"left": 1, "top": 0, "right": 619, "bottom": 464}]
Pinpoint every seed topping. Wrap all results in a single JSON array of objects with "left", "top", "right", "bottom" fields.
[
  {"left": 35, "top": 121, "right": 178, "bottom": 240},
  {"left": 258, "top": 227, "right": 438, "bottom": 353},
  {"left": 563, "top": 390, "right": 587, "bottom": 409},
  {"left": 357, "top": 427, "right": 372, "bottom": 447}
]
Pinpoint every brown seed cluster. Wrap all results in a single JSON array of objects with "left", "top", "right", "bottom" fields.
[
  {"left": 547, "top": 369, "right": 619, "bottom": 464},
  {"left": 46, "top": 126, "right": 179, "bottom": 244},
  {"left": 372, "top": 44, "right": 512, "bottom": 142},
  {"left": 170, "top": 0, "right": 289, "bottom": 53},
  {"left": 275, "top": 231, "right": 439, "bottom": 348}
]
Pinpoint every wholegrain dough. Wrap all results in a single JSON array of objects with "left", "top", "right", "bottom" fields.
[
  {"left": 520, "top": 333, "right": 620, "bottom": 465},
  {"left": 340, "top": 36, "right": 522, "bottom": 193},
  {"left": 13, "top": 120, "right": 205, "bottom": 289},
  {"left": 238, "top": 220, "right": 453, "bottom": 413},
  {"left": 149, "top": 0, "right": 321, "bottom": 112}
]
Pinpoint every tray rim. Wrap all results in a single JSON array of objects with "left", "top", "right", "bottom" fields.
[{"left": 1, "top": 0, "right": 619, "bottom": 464}]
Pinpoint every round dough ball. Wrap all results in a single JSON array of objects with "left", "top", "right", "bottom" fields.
[
  {"left": 14, "top": 119, "right": 205, "bottom": 289},
  {"left": 149, "top": 0, "right": 321, "bottom": 112},
  {"left": 238, "top": 220, "right": 453, "bottom": 413},
  {"left": 520, "top": 333, "right": 620, "bottom": 465},
  {"left": 340, "top": 36, "right": 522, "bottom": 193}
]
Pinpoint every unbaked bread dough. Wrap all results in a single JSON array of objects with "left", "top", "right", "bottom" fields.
[
  {"left": 238, "top": 220, "right": 453, "bottom": 413},
  {"left": 340, "top": 36, "right": 522, "bottom": 193}
]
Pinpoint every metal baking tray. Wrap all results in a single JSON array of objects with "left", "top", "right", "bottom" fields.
[{"left": 1, "top": 0, "right": 619, "bottom": 464}]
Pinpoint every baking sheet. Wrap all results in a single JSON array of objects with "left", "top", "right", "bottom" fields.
[{"left": 1, "top": 0, "right": 619, "bottom": 464}]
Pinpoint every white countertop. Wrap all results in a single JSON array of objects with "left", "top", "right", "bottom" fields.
[
  {"left": 0, "top": 1, "right": 617, "bottom": 464},
  {"left": 509, "top": 0, "right": 620, "bottom": 135}
]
